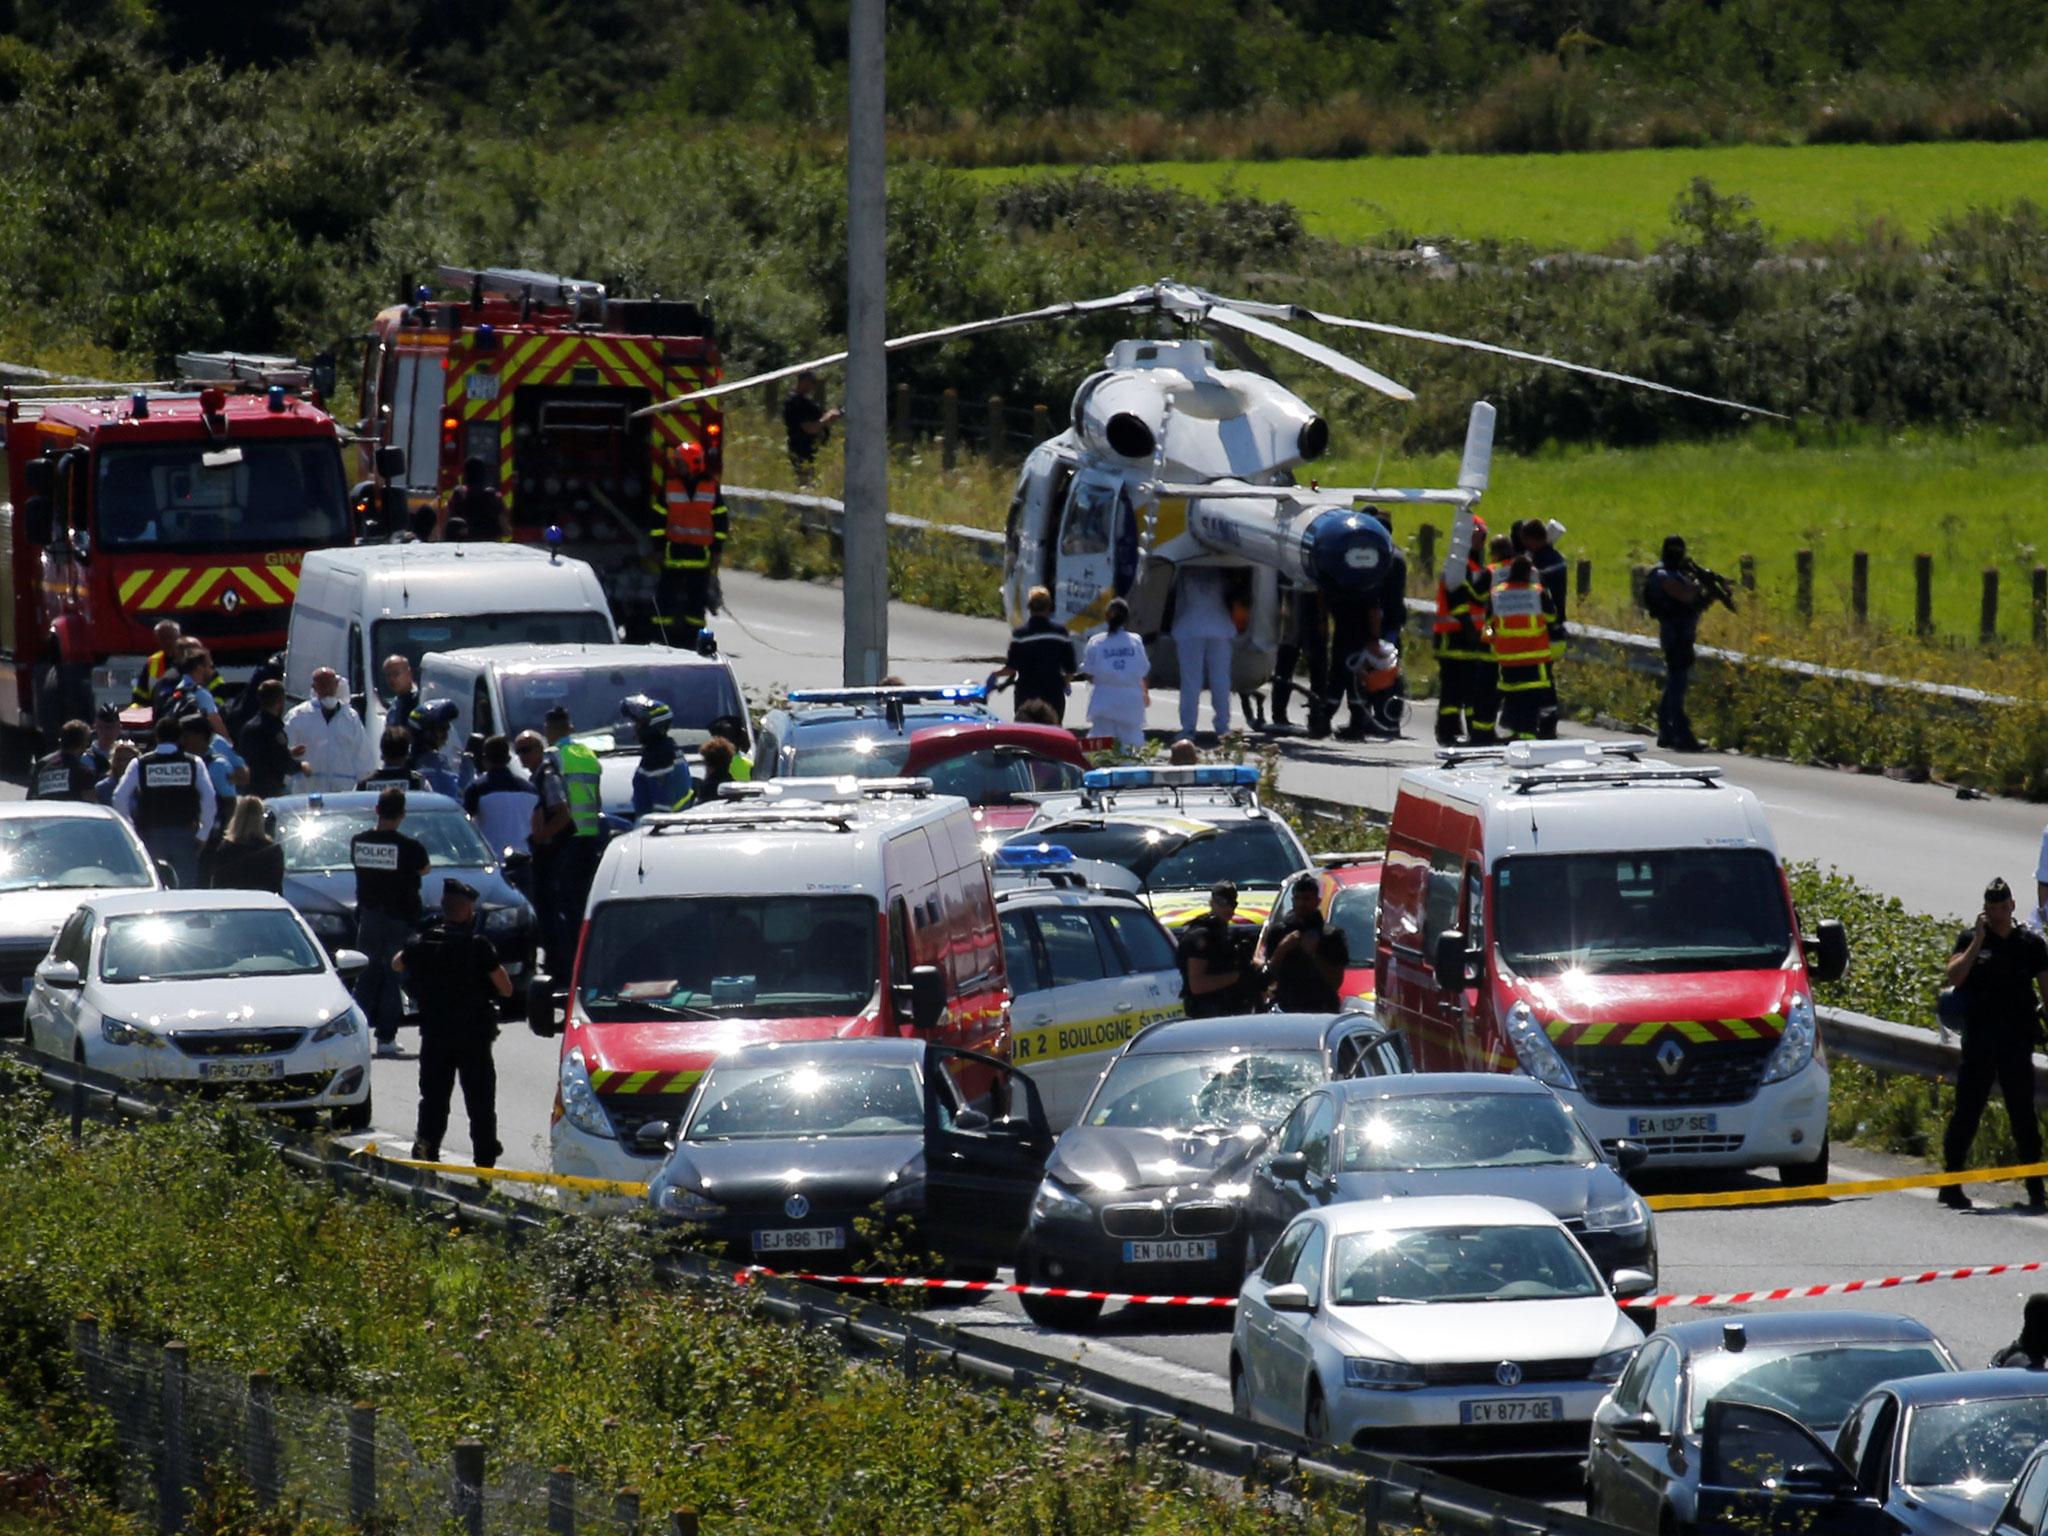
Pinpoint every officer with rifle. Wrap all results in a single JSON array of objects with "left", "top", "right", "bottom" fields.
[
  {"left": 1643, "top": 535, "right": 1735, "bottom": 752},
  {"left": 1178, "top": 881, "right": 1262, "bottom": 1018}
]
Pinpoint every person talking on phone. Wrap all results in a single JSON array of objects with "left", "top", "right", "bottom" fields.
[{"left": 1940, "top": 877, "right": 2048, "bottom": 1210}]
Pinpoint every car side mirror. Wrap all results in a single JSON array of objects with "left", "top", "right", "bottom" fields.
[
  {"left": 22, "top": 496, "right": 51, "bottom": 547},
  {"left": 952, "top": 1108, "right": 991, "bottom": 1133},
  {"left": 1268, "top": 1151, "right": 1309, "bottom": 1182},
  {"left": 1609, "top": 1409, "right": 1665, "bottom": 1443},
  {"left": 1611, "top": 1139, "right": 1650, "bottom": 1175},
  {"left": 527, "top": 972, "right": 565, "bottom": 1038},
  {"left": 1432, "top": 929, "right": 1470, "bottom": 992},
  {"left": 632, "top": 1120, "right": 672, "bottom": 1154},
  {"left": 375, "top": 445, "right": 407, "bottom": 480},
  {"left": 1806, "top": 919, "right": 1849, "bottom": 984},
  {"left": 36, "top": 959, "right": 81, "bottom": 991},
  {"left": 1612, "top": 1267, "right": 1656, "bottom": 1299},
  {"left": 332, "top": 948, "right": 369, "bottom": 981},
  {"left": 1264, "top": 1282, "right": 1314, "bottom": 1315},
  {"left": 898, "top": 965, "right": 947, "bottom": 1031}
]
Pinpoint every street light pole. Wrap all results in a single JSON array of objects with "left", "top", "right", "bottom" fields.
[{"left": 841, "top": 0, "right": 888, "bottom": 684}]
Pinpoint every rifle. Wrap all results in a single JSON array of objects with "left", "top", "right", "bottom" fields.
[{"left": 1682, "top": 557, "right": 1738, "bottom": 613}]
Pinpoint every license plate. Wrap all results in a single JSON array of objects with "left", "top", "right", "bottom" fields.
[
  {"left": 753, "top": 1227, "right": 845, "bottom": 1254},
  {"left": 1123, "top": 1239, "right": 1218, "bottom": 1264},
  {"left": 198, "top": 1059, "right": 285, "bottom": 1082},
  {"left": 1460, "top": 1396, "right": 1563, "bottom": 1425},
  {"left": 1628, "top": 1112, "right": 1718, "bottom": 1136}
]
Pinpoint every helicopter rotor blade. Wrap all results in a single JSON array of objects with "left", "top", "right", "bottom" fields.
[
  {"left": 1197, "top": 304, "right": 1415, "bottom": 402},
  {"left": 630, "top": 285, "right": 1163, "bottom": 418},
  {"left": 1280, "top": 304, "right": 1786, "bottom": 419}
]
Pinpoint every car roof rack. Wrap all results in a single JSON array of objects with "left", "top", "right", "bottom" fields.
[
  {"left": 641, "top": 804, "right": 860, "bottom": 835},
  {"left": 1505, "top": 764, "right": 1723, "bottom": 794},
  {"left": 1435, "top": 740, "right": 1650, "bottom": 768},
  {"left": 714, "top": 775, "right": 935, "bottom": 804}
]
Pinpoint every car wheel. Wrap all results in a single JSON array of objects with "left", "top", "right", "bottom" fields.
[
  {"left": 1015, "top": 1247, "right": 1104, "bottom": 1331},
  {"left": 1779, "top": 1135, "right": 1830, "bottom": 1187},
  {"left": 1229, "top": 1353, "right": 1252, "bottom": 1420},
  {"left": 1304, "top": 1382, "right": 1329, "bottom": 1444},
  {"left": 333, "top": 1092, "right": 373, "bottom": 1134}
]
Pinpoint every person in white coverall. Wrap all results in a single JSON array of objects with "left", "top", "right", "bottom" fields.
[
  {"left": 1080, "top": 598, "right": 1150, "bottom": 751},
  {"left": 285, "top": 667, "right": 373, "bottom": 793},
  {"left": 1172, "top": 565, "right": 1237, "bottom": 737}
]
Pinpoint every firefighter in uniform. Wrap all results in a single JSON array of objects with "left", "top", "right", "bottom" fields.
[
  {"left": 1432, "top": 517, "right": 1495, "bottom": 746},
  {"left": 649, "top": 439, "right": 727, "bottom": 650},
  {"left": 397, "top": 877, "right": 511, "bottom": 1168},
  {"left": 131, "top": 621, "right": 183, "bottom": 708},
  {"left": 31, "top": 720, "right": 99, "bottom": 802},
  {"left": 621, "top": 695, "right": 694, "bottom": 815},
  {"left": 1485, "top": 555, "right": 1560, "bottom": 742}
]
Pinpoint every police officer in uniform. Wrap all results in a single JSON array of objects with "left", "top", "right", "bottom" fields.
[
  {"left": 1178, "top": 881, "right": 1258, "bottom": 1019},
  {"left": 622, "top": 695, "right": 694, "bottom": 815},
  {"left": 536, "top": 708, "right": 603, "bottom": 968},
  {"left": 359, "top": 726, "right": 432, "bottom": 792},
  {"left": 1485, "top": 554, "right": 1560, "bottom": 742},
  {"left": 396, "top": 878, "right": 511, "bottom": 1168},
  {"left": 113, "top": 714, "right": 218, "bottom": 889},
  {"left": 405, "top": 699, "right": 467, "bottom": 797},
  {"left": 1432, "top": 518, "right": 1495, "bottom": 746},
  {"left": 1940, "top": 878, "right": 2048, "bottom": 1210},
  {"left": 30, "top": 720, "right": 99, "bottom": 802},
  {"left": 706, "top": 715, "right": 753, "bottom": 781},
  {"left": 1266, "top": 879, "right": 1346, "bottom": 1013},
  {"left": 350, "top": 786, "right": 431, "bottom": 1057},
  {"left": 649, "top": 440, "right": 727, "bottom": 650}
]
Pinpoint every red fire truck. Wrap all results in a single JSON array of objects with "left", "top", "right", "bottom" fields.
[
  {"left": 1, "top": 355, "right": 352, "bottom": 739},
  {"left": 353, "top": 265, "right": 723, "bottom": 633}
]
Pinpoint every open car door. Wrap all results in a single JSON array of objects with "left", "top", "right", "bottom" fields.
[
  {"left": 1698, "top": 1400, "right": 1899, "bottom": 1536},
  {"left": 923, "top": 1045, "right": 1054, "bottom": 1271}
]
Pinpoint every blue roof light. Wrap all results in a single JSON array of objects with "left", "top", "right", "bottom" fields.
[
  {"left": 994, "top": 843, "right": 1076, "bottom": 870},
  {"left": 787, "top": 683, "right": 988, "bottom": 706},
  {"left": 129, "top": 391, "right": 149, "bottom": 419},
  {"left": 1081, "top": 764, "right": 1261, "bottom": 791}
]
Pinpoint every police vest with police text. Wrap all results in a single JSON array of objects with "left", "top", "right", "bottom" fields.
[
  {"left": 135, "top": 752, "right": 202, "bottom": 831},
  {"left": 31, "top": 751, "right": 93, "bottom": 802}
]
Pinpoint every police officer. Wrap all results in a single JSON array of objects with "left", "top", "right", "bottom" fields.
[
  {"left": 649, "top": 440, "right": 727, "bottom": 650},
  {"left": 1266, "top": 879, "right": 1345, "bottom": 1014},
  {"left": 621, "top": 695, "right": 693, "bottom": 815},
  {"left": 396, "top": 877, "right": 511, "bottom": 1168},
  {"left": 30, "top": 720, "right": 99, "bottom": 802},
  {"left": 1940, "top": 878, "right": 2048, "bottom": 1211},
  {"left": 382, "top": 656, "right": 420, "bottom": 735},
  {"left": 1269, "top": 578, "right": 1328, "bottom": 734},
  {"left": 406, "top": 699, "right": 466, "bottom": 796},
  {"left": 86, "top": 705, "right": 122, "bottom": 782},
  {"left": 1486, "top": 554, "right": 1560, "bottom": 742},
  {"left": 1178, "top": 881, "right": 1258, "bottom": 1019},
  {"left": 1432, "top": 517, "right": 1495, "bottom": 746},
  {"left": 351, "top": 786, "right": 431, "bottom": 1058},
  {"left": 1522, "top": 520, "right": 1568, "bottom": 737},
  {"left": 536, "top": 708, "right": 603, "bottom": 968},
  {"left": 994, "top": 586, "right": 1077, "bottom": 724},
  {"left": 113, "top": 714, "right": 218, "bottom": 889},
  {"left": 1646, "top": 535, "right": 1708, "bottom": 751},
  {"left": 706, "top": 715, "right": 754, "bottom": 781},
  {"left": 359, "top": 726, "right": 431, "bottom": 792}
]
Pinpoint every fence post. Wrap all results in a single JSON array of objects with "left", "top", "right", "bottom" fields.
[
  {"left": 1794, "top": 549, "right": 1813, "bottom": 620},
  {"left": 1982, "top": 568, "right": 2000, "bottom": 643},
  {"left": 2034, "top": 566, "right": 2047, "bottom": 647},
  {"left": 1574, "top": 557, "right": 1591, "bottom": 601},
  {"left": 670, "top": 1508, "right": 700, "bottom": 1536},
  {"left": 1031, "top": 403, "right": 1050, "bottom": 442},
  {"left": 159, "top": 1342, "right": 189, "bottom": 1536},
  {"left": 70, "top": 1051, "right": 84, "bottom": 1142},
  {"left": 71, "top": 1314, "right": 100, "bottom": 1399},
  {"left": 548, "top": 1466, "right": 576, "bottom": 1536},
  {"left": 1851, "top": 551, "right": 1869, "bottom": 623},
  {"left": 452, "top": 1438, "right": 485, "bottom": 1536},
  {"left": 613, "top": 1488, "right": 641, "bottom": 1536},
  {"left": 247, "top": 1370, "right": 280, "bottom": 1510},
  {"left": 986, "top": 395, "right": 1004, "bottom": 459},
  {"left": 1915, "top": 554, "right": 1934, "bottom": 635},
  {"left": 940, "top": 388, "right": 959, "bottom": 471},
  {"left": 892, "top": 383, "right": 912, "bottom": 448},
  {"left": 349, "top": 1402, "right": 378, "bottom": 1529},
  {"left": 1738, "top": 553, "right": 1756, "bottom": 592},
  {"left": 1416, "top": 524, "right": 1438, "bottom": 580},
  {"left": 1630, "top": 565, "right": 1650, "bottom": 609}
]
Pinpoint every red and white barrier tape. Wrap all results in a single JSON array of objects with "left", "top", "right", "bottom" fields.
[{"left": 739, "top": 1258, "right": 2048, "bottom": 1311}]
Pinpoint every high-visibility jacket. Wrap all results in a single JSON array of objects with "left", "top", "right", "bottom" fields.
[
  {"left": 555, "top": 739, "right": 604, "bottom": 837},
  {"left": 1486, "top": 580, "right": 1556, "bottom": 691},
  {"left": 1432, "top": 559, "right": 1491, "bottom": 660},
  {"left": 132, "top": 649, "right": 172, "bottom": 706},
  {"left": 654, "top": 471, "right": 728, "bottom": 567}
]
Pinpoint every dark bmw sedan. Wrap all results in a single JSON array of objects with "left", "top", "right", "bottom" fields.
[
  {"left": 1016, "top": 1012, "right": 1410, "bottom": 1330},
  {"left": 1245, "top": 1073, "right": 1657, "bottom": 1292},
  {"left": 269, "top": 792, "right": 538, "bottom": 998},
  {"left": 645, "top": 1039, "right": 1051, "bottom": 1278}
]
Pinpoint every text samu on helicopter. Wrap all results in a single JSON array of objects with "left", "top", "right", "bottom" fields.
[{"left": 638, "top": 280, "right": 1775, "bottom": 695}]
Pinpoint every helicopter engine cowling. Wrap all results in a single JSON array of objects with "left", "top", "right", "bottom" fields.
[
  {"left": 1072, "top": 371, "right": 1167, "bottom": 466},
  {"left": 1185, "top": 498, "right": 1395, "bottom": 600}
]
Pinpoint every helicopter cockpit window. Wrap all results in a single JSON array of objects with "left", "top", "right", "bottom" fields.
[{"left": 1061, "top": 480, "right": 1124, "bottom": 558}]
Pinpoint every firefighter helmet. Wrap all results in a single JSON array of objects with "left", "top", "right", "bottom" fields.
[{"left": 672, "top": 440, "right": 707, "bottom": 478}]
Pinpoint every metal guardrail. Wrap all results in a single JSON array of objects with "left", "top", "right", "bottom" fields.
[
  {"left": 1819, "top": 1004, "right": 2048, "bottom": 1093},
  {"left": 726, "top": 486, "right": 2020, "bottom": 707},
  {"left": 0, "top": 1039, "right": 1616, "bottom": 1536}
]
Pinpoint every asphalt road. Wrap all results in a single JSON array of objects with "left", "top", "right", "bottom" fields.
[{"left": 9, "top": 567, "right": 2046, "bottom": 1508}]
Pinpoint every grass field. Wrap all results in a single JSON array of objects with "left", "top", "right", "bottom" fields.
[{"left": 972, "top": 140, "right": 2048, "bottom": 251}]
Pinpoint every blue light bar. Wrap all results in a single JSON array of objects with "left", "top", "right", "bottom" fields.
[
  {"left": 787, "top": 684, "right": 988, "bottom": 706},
  {"left": 994, "top": 843, "right": 1076, "bottom": 870},
  {"left": 1081, "top": 764, "right": 1261, "bottom": 791}
]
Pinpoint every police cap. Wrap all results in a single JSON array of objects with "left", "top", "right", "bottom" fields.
[{"left": 442, "top": 877, "right": 479, "bottom": 902}]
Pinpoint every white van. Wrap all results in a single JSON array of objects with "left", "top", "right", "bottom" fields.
[
  {"left": 284, "top": 544, "right": 615, "bottom": 745},
  {"left": 417, "top": 643, "right": 753, "bottom": 815}
]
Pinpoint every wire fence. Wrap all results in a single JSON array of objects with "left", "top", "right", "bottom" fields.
[{"left": 69, "top": 1318, "right": 680, "bottom": 1536}]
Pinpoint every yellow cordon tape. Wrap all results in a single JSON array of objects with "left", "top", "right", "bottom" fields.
[
  {"left": 1645, "top": 1159, "right": 2048, "bottom": 1212},
  {"left": 355, "top": 1144, "right": 649, "bottom": 1199}
]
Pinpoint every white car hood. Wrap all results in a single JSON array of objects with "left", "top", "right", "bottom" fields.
[
  {"left": 1324, "top": 1294, "right": 1634, "bottom": 1364},
  {"left": 90, "top": 972, "right": 354, "bottom": 1031},
  {"left": 1, "top": 886, "right": 148, "bottom": 947}
]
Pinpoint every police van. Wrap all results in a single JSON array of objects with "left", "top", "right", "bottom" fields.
[
  {"left": 529, "top": 776, "right": 1011, "bottom": 1185},
  {"left": 1374, "top": 740, "right": 1847, "bottom": 1182},
  {"left": 1004, "top": 764, "right": 1312, "bottom": 934},
  {"left": 991, "top": 844, "right": 1184, "bottom": 1130}
]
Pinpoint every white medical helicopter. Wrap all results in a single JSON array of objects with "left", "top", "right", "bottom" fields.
[{"left": 641, "top": 279, "right": 1774, "bottom": 692}]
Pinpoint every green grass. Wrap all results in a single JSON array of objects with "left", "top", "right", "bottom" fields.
[{"left": 973, "top": 140, "right": 2048, "bottom": 251}]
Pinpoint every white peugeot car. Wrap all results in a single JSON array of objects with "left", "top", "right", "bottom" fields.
[
  {"left": 0, "top": 803, "right": 161, "bottom": 1032},
  {"left": 24, "top": 890, "right": 374, "bottom": 1129},
  {"left": 1230, "top": 1196, "right": 1647, "bottom": 1461}
]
